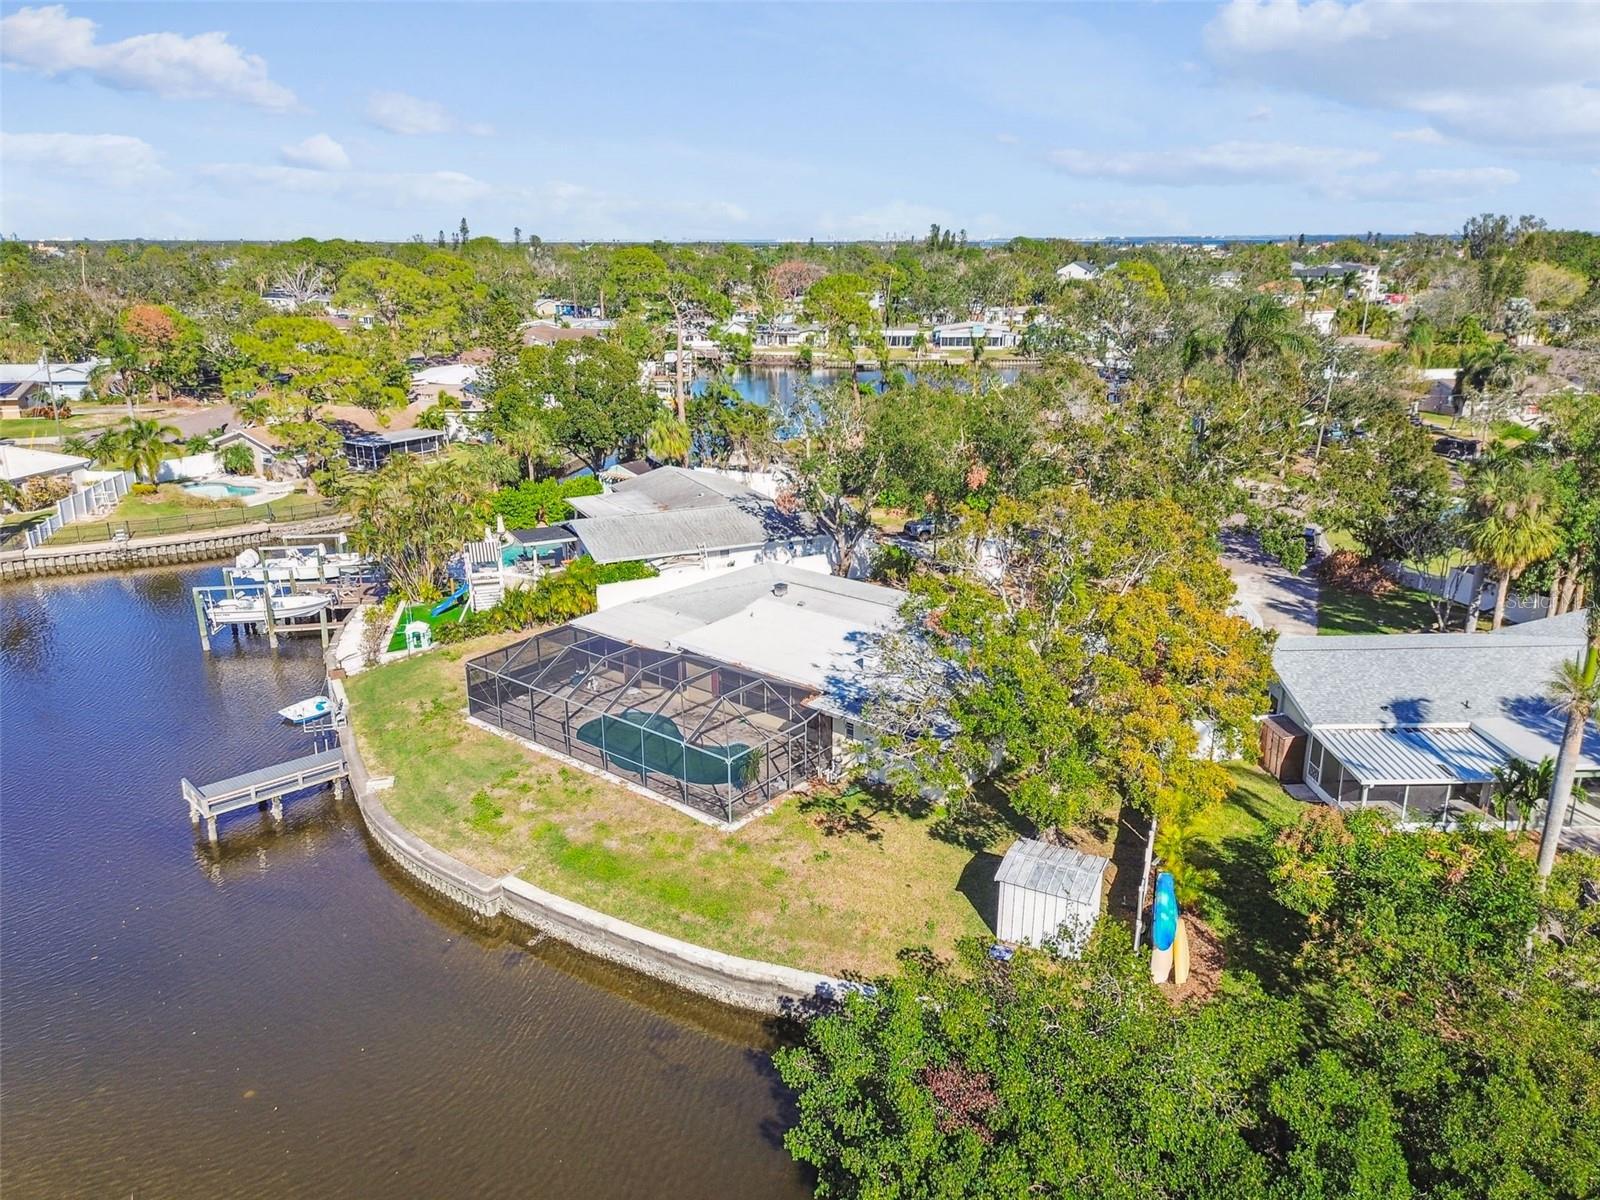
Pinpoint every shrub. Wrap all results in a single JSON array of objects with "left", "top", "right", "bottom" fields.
[
  {"left": 592, "top": 558, "right": 657, "bottom": 585},
  {"left": 130, "top": 482, "right": 157, "bottom": 496},
  {"left": 17, "top": 474, "right": 74, "bottom": 510},
  {"left": 1315, "top": 548, "right": 1396, "bottom": 596},
  {"left": 220, "top": 443, "right": 255, "bottom": 475},
  {"left": 491, "top": 476, "right": 603, "bottom": 528}
]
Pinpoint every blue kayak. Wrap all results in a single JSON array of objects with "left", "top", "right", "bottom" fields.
[{"left": 1151, "top": 871, "right": 1179, "bottom": 952}]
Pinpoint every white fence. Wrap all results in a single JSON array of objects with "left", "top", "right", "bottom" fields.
[
  {"left": 1384, "top": 560, "right": 1550, "bottom": 625},
  {"left": 25, "top": 470, "right": 134, "bottom": 549}
]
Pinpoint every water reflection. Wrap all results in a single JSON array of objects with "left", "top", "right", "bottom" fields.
[{"left": 1, "top": 566, "right": 807, "bottom": 1199}]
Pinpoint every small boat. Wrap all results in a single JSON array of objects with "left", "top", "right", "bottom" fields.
[
  {"left": 279, "top": 695, "right": 332, "bottom": 724},
  {"left": 234, "top": 547, "right": 367, "bottom": 583},
  {"left": 205, "top": 588, "right": 335, "bottom": 625}
]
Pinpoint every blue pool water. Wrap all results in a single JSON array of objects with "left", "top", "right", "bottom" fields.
[{"left": 183, "top": 481, "right": 260, "bottom": 501}]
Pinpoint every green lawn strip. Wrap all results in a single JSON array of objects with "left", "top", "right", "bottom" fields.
[
  {"left": 1318, "top": 580, "right": 1443, "bottom": 635},
  {"left": 1187, "top": 763, "right": 1306, "bottom": 989},
  {"left": 0, "top": 415, "right": 114, "bottom": 439},
  {"left": 45, "top": 489, "right": 331, "bottom": 544},
  {"left": 346, "top": 638, "right": 999, "bottom": 977},
  {"left": 385, "top": 601, "right": 468, "bottom": 652}
]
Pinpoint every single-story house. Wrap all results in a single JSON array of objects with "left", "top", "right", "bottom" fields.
[
  {"left": 0, "top": 380, "right": 49, "bottom": 419},
  {"left": 1055, "top": 261, "right": 1100, "bottom": 283},
  {"left": 0, "top": 443, "right": 92, "bottom": 486},
  {"left": 0, "top": 359, "right": 105, "bottom": 403},
  {"left": 1266, "top": 610, "right": 1599, "bottom": 838},
  {"left": 465, "top": 562, "right": 906, "bottom": 824},
  {"left": 561, "top": 466, "right": 830, "bottom": 570},
  {"left": 211, "top": 426, "right": 289, "bottom": 477},
  {"left": 342, "top": 428, "right": 447, "bottom": 471},
  {"left": 932, "top": 322, "right": 1017, "bottom": 350},
  {"left": 519, "top": 320, "right": 610, "bottom": 348}
]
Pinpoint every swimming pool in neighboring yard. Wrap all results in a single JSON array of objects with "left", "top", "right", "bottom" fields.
[{"left": 182, "top": 481, "right": 261, "bottom": 501}]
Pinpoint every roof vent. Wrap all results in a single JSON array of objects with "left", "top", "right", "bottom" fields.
[{"left": 773, "top": 581, "right": 789, "bottom": 598}]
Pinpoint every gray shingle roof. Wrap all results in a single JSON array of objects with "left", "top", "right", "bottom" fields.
[
  {"left": 566, "top": 503, "right": 817, "bottom": 564},
  {"left": 995, "top": 839, "right": 1109, "bottom": 905},
  {"left": 569, "top": 466, "right": 754, "bottom": 518},
  {"left": 1273, "top": 610, "right": 1589, "bottom": 728}
]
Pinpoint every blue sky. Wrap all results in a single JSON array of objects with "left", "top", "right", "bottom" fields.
[{"left": 2, "top": 1, "right": 1597, "bottom": 241}]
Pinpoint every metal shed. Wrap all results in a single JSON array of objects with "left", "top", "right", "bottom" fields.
[{"left": 994, "top": 839, "right": 1110, "bottom": 957}]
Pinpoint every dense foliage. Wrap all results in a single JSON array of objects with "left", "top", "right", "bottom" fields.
[{"left": 777, "top": 811, "right": 1600, "bottom": 1199}]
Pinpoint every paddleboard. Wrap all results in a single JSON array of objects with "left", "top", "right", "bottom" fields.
[
  {"left": 1151, "top": 943, "right": 1173, "bottom": 984},
  {"left": 1152, "top": 872, "right": 1178, "bottom": 952},
  {"left": 1173, "top": 917, "right": 1191, "bottom": 986}
]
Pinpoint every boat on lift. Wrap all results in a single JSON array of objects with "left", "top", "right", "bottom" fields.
[
  {"left": 278, "top": 695, "right": 333, "bottom": 724},
  {"left": 234, "top": 545, "right": 367, "bottom": 583},
  {"left": 204, "top": 586, "right": 335, "bottom": 626}
]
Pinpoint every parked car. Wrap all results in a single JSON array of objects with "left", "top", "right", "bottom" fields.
[{"left": 904, "top": 513, "right": 955, "bottom": 541}]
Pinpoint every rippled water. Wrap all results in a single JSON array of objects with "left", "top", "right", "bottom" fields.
[{"left": 0, "top": 567, "right": 807, "bottom": 1198}]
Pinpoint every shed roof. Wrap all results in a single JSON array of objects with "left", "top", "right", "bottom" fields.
[
  {"left": 0, "top": 443, "right": 90, "bottom": 483},
  {"left": 995, "top": 839, "right": 1109, "bottom": 905}
]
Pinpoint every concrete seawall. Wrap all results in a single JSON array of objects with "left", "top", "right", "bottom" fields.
[
  {"left": 338, "top": 723, "right": 845, "bottom": 1015},
  {"left": 0, "top": 516, "right": 350, "bottom": 581}
]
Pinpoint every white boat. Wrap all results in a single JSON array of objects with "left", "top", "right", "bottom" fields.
[
  {"left": 279, "top": 695, "right": 332, "bottom": 724},
  {"left": 205, "top": 588, "right": 335, "bottom": 625},
  {"left": 234, "top": 546, "right": 367, "bottom": 583}
]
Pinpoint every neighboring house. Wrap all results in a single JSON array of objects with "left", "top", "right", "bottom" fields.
[
  {"left": 1306, "top": 309, "right": 1338, "bottom": 336},
  {"left": 931, "top": 322, "right": 1017, "bottom": 350},
  {"left": 880, "top": 327, "right": 921, "bottom": 350},
  {"left": 211, "top": 426, "right": 289, "bottom": 477},
  {"left": 0, "top": 443, "right": 91, "bottom": 485},
  {"left": 1291, "top": 261, "right": 1381, "bottom": 301},
  {"left": 1055, "top": 261, "right": 1100, "bottom": 283},
  {"left": 0, "top": 359, "right": 106, "bottom": 403},
  {"left": 342, "top": 428, "right": 448, "bottom": 471},
  {"left": 464, "top": 562, "right": 906, "bottom": 824},
  {"left": 0, "top": 380, "right": 47, "bottom": 419},
  {"left": 561, "top": 466, "right": 829, "bottom": 570},
  {"left": 519, "top": 320, "right": 611, "bottom": 348},
  {"left": 261, "top": 290, "right": 331, "bottom": 312},
  {"left": 1265, "top": 610, "right": 1600, "bottom": 839},
  {"left": 753, "top": 322, "right": 826, "bottom": 348}
]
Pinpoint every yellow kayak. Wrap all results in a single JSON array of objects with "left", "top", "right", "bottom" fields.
[{"left": 1173, "top": 918, "right": 1191, "bottom": 986}]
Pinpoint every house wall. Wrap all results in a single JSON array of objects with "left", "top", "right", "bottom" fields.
[{"left": 595, "top": 553, "right": 830, "bottom": 611}]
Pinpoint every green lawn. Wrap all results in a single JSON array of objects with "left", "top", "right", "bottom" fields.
[
  {"left": 1318, "top": 581, "right": 1447, "bottom": 635},
  {"left": 1188, "top": 763, "right": 1307, "bottom": 987},
  {"left": 385, "top": 600, "right": 468, "bottom": 652},
  {"left": 46, "top": 488, "right": 334, "bottom": 544},
  {"left": 346, "top": 636, "right": 1015, "bottom": 977},
  {"left": 0, "top": 415, "right": 115, "bottom": 439}
]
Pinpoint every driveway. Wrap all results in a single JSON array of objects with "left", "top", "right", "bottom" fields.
[{"left": 1220, "top": 527, "right": 1320, "bottom": 637}]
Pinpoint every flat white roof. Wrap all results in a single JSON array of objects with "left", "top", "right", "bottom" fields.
[
  {"left": 0, "top": 443, "right": 90, "bottom": 483},
  {"left": 570, "top": 562, "right": 905, "bottom": 709}
]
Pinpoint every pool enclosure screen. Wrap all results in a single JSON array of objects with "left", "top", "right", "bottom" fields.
[{"left": 465, "top": 627, "right": 833, "bottom": 823}]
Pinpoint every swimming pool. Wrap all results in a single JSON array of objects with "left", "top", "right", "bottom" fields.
[{"left": 183, "top": 481, "right": 260, "bottom": 501}]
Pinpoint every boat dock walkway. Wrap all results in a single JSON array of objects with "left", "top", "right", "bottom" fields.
[{"left": 182, "top": 747, "right": 348, "bottom": 841}]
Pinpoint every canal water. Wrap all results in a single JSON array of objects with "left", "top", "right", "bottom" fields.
[
  {"left": 0, "top": 567, "right": 808, "bottom": 1199},
  {"left": 698, "top": 363, "right": 1029, "bottom": 409}
]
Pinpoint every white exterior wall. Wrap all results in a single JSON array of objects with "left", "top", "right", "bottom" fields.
[
  {"left": 156, "top": 452, "right": 219, "bottom": 482},
  {"left": 997, "top": 884, "right": 1093, "bottom": 956}
]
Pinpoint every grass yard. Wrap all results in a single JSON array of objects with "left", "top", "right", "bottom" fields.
[
  {"left": 1318, "top": 581, "right": 1446, "bottom": 635},
  {"left": 385, "top": 600, "right": 468, "bottom": 652},
  {"left": 0, "top": 414, "right": 116, "bottom": 439},
  {"left": 346, "top": 635, "right": 1013, "bottom": 977},
  {"left": 1188, "top": 763, "right": 1307, "bottom": 988}
]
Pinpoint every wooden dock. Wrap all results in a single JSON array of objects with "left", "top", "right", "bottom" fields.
[{"left": 181, "top": 747, "right": 348, "bottom": 842}]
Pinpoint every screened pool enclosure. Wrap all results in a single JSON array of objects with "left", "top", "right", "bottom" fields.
[{"left": 465, "top": 627, "right": 833, "bottom": 823}]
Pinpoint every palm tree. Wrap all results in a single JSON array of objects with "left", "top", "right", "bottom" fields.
[
  {"left": 1465, "top": 459, "right": 1563, "bottom": 630},
  {"left": 1221, "top": 295, "right": 1313, "bottom": 382},
  {"left": 645, "top": 410, "right": 691, "bottom": 466},
  {"left": 1537, "top": 600, "right": 1600, "bottom": 878},
  {"left": 235, "top": 392, "right": 277, "bottom": 427},
  {"left": 102, "top": 417, "right": 180, "bottom": 483}
]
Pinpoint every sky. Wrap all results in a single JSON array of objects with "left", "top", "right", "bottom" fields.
[{"left": 1, "top": 1, "right": 1597, "bottom": 242}]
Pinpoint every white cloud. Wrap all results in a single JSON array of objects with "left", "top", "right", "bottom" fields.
[
  {"left": 995, "top": 132, "right": 1021, "bottom": 145},
  {"left": 1391, "top": 126, "right": 1446, "bottom": 145},
  {"left": 364, "top": 90, "right": 491, "bottom": 137},
  {"left": 201, "top": 163, "right": 492, "bottom": 209},
  {"left": 1327, "top": 165, "right": 1521, "bottom": 202},
  {"left": 279, "top": 133, "right": 350, "bottom": 171},
  {"left": 0, "top": 131, "right": 163, "bottom": 187},
  {"left": 1205, "top": 0, "right": 1600, "bottom": 156},
  {"left": 0, "top": 5, "right": 297, "bottom": 111},
  {"left": 1046, "top": 140, "right": 1378, "bottom": 186},
  {"left": 1246, "top": 105, "right": 1272, "bottom": 122}
]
